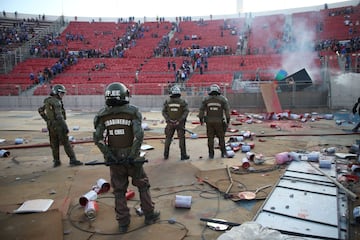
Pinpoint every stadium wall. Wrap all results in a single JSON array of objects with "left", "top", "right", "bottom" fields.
[
  {"left": 0, "top": 91, "right": 330, "bottom": 112},
  {"left": 2, "top": 73, "right": 358, "bottom": 112}
]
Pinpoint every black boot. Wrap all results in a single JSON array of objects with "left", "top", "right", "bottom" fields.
[
  {"left": 144, "top": 210, "right": 160, "bottom": 225},
  {"left": 53, "top": 160, "right": 61, "bottom": 168},
  {"left": 118, "top": 220, "right": 130, "bottom": 233},
  {"left": 181, "top": 154, "right": 190, "bottom": 160},
  {"left": 70, "top": 159, "right": 83, "bottom": 166}
]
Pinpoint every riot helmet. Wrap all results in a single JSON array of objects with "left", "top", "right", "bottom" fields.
[
  {"left": 170, "top": 85, "right": 181, "bottom": 98},
  {"left": 105, "top": 82, "right": 130, "bottom": 106},
  {"left": 208, "top": 84, "right": 221, "bottom": 95},
  {"left": 51, "top": 84, "right": 66, "bottom": 96}
]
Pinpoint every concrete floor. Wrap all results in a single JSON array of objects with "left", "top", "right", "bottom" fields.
[{"left": 0, "top": 110, "right": 359, "bottom": 239}]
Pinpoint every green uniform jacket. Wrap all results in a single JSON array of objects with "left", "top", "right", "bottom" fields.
[
  {"left": 38, "top": 95, "right": 68, "bottom": 132},
  {"left": 93, "top": 104, "right": 143, "bottom": 160},
  {"left": 162, "top": 97, "right": 189, "bottom": 122},
  {"left": 198, "top": 95, "right": 230, "bottom": 123}
]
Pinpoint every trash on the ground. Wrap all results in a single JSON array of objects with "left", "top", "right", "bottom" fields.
[
  {"left": 141, "top": 144, "right": 154, "bottom": 150},
  {"left": 141, "top": 123, "right": 150, "bottom": 130},
  {"left": 0, "top": 149, "right": 10, "bottom": 157},
  {"left": 217, "top": 221, "right": 283, "bottom": 240},
  {"left": 14, "top": 199, "right": 54, "bottom": 213},
  {"left": 84, "top": 200, "right": 98, "bottom": 220},
  {"left": 204, "top": 218, "right": 230, "bottom": 231},
  {"left": 335, "top": 153, "right": 358, "bottom": 159},
  {"left": 14, "top": 138, "right": 24, "bottom": 144},
  {"left": 49, "top": 189, "right": 56, "bottom": 195},
  {"left": 174, "top": 195, "right": 192, "bottom": 208},
  {"left": 79, "top": 190, "right": 98, "bottom": 207},
  {"left": 275, "top": 152, "right": 292, "bottom": 165}
]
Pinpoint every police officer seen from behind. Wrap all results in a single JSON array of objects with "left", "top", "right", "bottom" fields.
[
  {"left": 198, "top": 84, "right": 230, "bottom": 159},
  {"left": 93, "top": 82, "right": 160, "bottom": 233},
  {"left": 38, "top": 84, "right": 83, "bottom": 167},
  {"left": 162, "top": 85, "right": 190, "bottom": 160}
]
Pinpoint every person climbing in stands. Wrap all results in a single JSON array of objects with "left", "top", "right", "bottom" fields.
[
  {"left": 162, "top": 85, "right": 190, "bottom": 160},
  {"left": 38, "top": 84, "right": 83, "bottom": 167},
  {"left": 93, "top": 82, "right": 160, "bottom": 233},
  {"left": 198, "top": 84, "right": 230, "bottom": 159},
  {"left": 352, "top": 97, "right": 360, "bottom": 132}
]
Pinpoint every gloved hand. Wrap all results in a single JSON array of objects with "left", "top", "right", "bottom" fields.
[
  {"left": 105, "top": 152, "right": 117, "bottom": 165},
  {"left": 46, "top": 120, "right": 52, "bottom": 129},
  {"left": 199, "top": 118, "right": 204, "bottom": 125},
  {"left": 222, "top": 121, "right": 228, "bottom": 132},
  {"left": 168, "top": 120, "right": 179, "bottom": 126},
  {"left": 59, "top": 121, "right": 69, "bottom": 134},
  {"left": 127, "top": 157, "right": 134, "bottom": 165}
]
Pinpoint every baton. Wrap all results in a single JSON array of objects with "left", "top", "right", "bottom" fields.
[{"left": 85, "top": 159, "right": 148, "bottom": 166}]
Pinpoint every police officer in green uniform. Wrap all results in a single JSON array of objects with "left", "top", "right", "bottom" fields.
[
  {"left": 198, "top": 84, "right": 230, "bottom": 159},
  {"left": 162, "top": 85, "right": 190, "bottom": 160},
  {"left": 38, "top": 84, "right": 83, "bottom": 167},
  {"left": 93, "top": 82, "right": 160, "bottom": 233}
]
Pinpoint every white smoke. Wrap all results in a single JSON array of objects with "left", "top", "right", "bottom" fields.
[
  {"left": 279, "top": 15, "right": 321, "bottom": 84},
  {"left": 331, "top": 72, "right": 360, "bottom": 108}
]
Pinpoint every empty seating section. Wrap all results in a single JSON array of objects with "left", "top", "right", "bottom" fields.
[
  {"left": 248, "top": 14, "right": 286, "bottom": 54},
  {"left": 140, "top": 57, "right": 184, "bottom": 72},
  {"left": 131, "top": 83, "right": 164, "bottom": 95},
  {"left": 0, "top": 58, "right": 58, "bottom": 95},
  {"left": 189, "top": 72, "right": 233, "bottom": 84},
  {"left": 2, "top": 4, "right": 359, "bottom": 96},
  {"left": 52, "top": 58, "right": 142, "bottom": 84},
  {"left": 32, "top": 57, "right": 144, "bottom": 95},
  {"left": 49, "top": 21, "right": 132, "bottom": 52},
  {"left": 34, "top": 83, "right": 107, "bottom": 95},
  {"left": 170, "top": 19, "right": 238, "bottom": 52}
]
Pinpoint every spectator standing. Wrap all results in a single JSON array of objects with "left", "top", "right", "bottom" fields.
[{"left": 29, "top": 72, "right": 35, "bottom": 84}]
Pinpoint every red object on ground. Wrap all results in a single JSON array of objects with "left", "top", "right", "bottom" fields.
[
  {"left": 231, "top": 121, "right": 243, "bottom": 126},
  {"left": 231, "top": 110, "right": 239, "bottom": 115},
  {"left": 344, "top": 174, "right": 359, "bottom": 183},
  {"left": 126, "top": 189, "right": 135, "bottom": 200}
]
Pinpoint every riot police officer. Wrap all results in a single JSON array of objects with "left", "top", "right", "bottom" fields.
[
  {"left": 38, "top": 84, "right": 83, "bottom": 167},
  {"left": 93, "top": 82, "right": 160, "bottom": 233},
  {"left": 162, "top": 85, "right": 190, "bottom": 160},
  {"left": 198, "top": 84, "right": 230, "bottom": 159}
]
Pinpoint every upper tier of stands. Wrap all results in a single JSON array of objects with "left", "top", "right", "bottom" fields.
[
  {"left": 169, "top": 19, "right": 239, "bottom": 54},
  {"left": 0, "top": 4, "right": 359, "bottom": 96}
]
